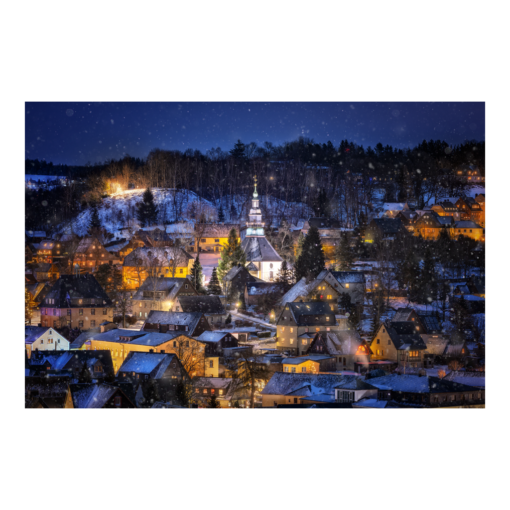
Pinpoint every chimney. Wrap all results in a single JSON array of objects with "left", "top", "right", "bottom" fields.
[{"left": 149, "top": 349, "right": 154, "bottom": 353}]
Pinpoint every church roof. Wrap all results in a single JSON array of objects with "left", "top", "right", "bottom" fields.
[{"left": 241, "top": 236, "right": 282, "bottom": 262}]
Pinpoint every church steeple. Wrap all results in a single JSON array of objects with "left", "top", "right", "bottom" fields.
[{"left": 246, "top": 175, "right": 265, "bottom": 236}]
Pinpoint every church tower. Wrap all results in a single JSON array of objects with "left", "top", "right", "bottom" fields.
[
  {"left": 246, "top": 175, "right": 265, "bottom": 236},
  {"left": 240, "top": 175, "right": 283, "bottom": 282}
]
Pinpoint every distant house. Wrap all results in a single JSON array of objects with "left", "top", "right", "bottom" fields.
[
  {"left": 305, "top": 329, "right": 372, "bottom": 371},
  {"left": 122, "top": 246, "right": 194, "bottom": 290},
  {"left": 377, "top": 202, "right": 410, "bottom": 218},
  {"left": 454, "top": 164, "right": 484, "bottom": 183},
  {"left": 196, "top": 331, "right": 239, "bottom": 377},
  {"left": 25, "top": 376, "right": 74, "bottom": 408},
  {"left": 192, "top": 377, "right": 235, "bottom": 407},
  {"left": 131, "top": 277, "right": 198, "bottom": 320},
  {"left": 413, "top": 211, "right": 454, "bottom": 240},
  {"left": 395, "top": 210, "right": 420, "bottom": 233},
  {"left": 300, "top": 218, "right": 343, "bottom": 261},
  {"left": 28, "top": 349, "right": 115, "bottom": 380},
  {"left": 223, "top": 264, "right": 261, "bottom": 301},
  {"left": 370, "top": 322, "right": 428, "bottom": 369},
  {"left": 142, "top": 310, "right": 211, "bottom": 337},
  {"left": 192, "top": 224, "right": 240, "bottom": 253},
  {"left": 450, "top": 220, "right": 484, "bottom": 242},
  {"left": 363, "top": 374, "right": 485, "bottom": 408},
  {"left": 278, "top": 269, "right": 344, "bottom": 313},
  {"left": 334, "top": 377, "right": 378, "bottom": 403},
  {"left": 330, "top": 271, "right": 366, "bottom": 306},
  {"left": 39, "top": 274, "right": 113, "bottom": 330},
  {"left": 260, "top": 372, "right": 349, "bottom": 407},
  {"left": 117, "top": 352, "right": 188, "bottom": 386},
  {"left": 69, "top": 383, "right": 136, "bottom": 408},
  {"left": 245, "top": 281, "right": 286, "bottom": 307},
  {"left": 276, "top": 302, "right": 350, "bottom": 356},
  {"left": 455, "top": 196, "right": 484, "bottom": 225},
  {"left": 281, "top": 355, "right": 336, "bottom": 374},
  {"left": 32, "top": 262, "right": 61, "bottom": 282},
  {"left": 365, "top": 218, "right": 406, "bottom": 243},
  {"left": 431, "top": 201, "right": 461, "bottom": 221},
  {"left": 36, "top": 239, "right": 66, "bottom": 265},
  {"left": 73, "top": 237, "right": 118, "bottom": 272},
  {"left": 25, "top": 326, "right": 70, "bottom": 357},
  {"left": 172, "top": 295, "right": 227, "bottom": 327}
]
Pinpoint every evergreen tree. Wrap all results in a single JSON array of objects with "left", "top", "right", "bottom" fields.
[
  {"left": 396, "top": 248, "right": 421, "bottom": 301},
  {"left": 229, "top": 139, "right": 246, "bottom": 160},
  {"left": 218, "top": 204, "right": 225, "bottom": 223},
  {"left": 293, "top": 226, "right": 325, "bottom": 281},
  {"left": 25, "top": 287, "right": 33, "bottom": 324},
  {"left": 78, "top": 362, "right": 92, "bottom": 383},
  {"left": 217, "top": 228, "right": 246, "bottom": 280},
  {"left": 225, "top": 313, "right": 232, "bottom": 325},
  {"left": 190, "top": 254, "right": 205, "bottom": 293},
  {"left": 335, "top": 232, "right": 355, "bottom": 270},
  {"left": 418, "top": 247, "right": 439, "bottom": 305},
  {"left": 136, "top": 187, "right": 158, "bottom": 227},
  {"left": 207, "top": 267, "right": 222, "bottom": 295},
  {"left": 95, "top": 263, "right": 122, "bottom": 295},
  {"left": 275, "top": 260, "right": 293, "bottom": 292},
  {"left": 312, "top": 188, "right": 330, "bottom": 217},
  {"left": 88, "top": 205, "right": 101, "bottom": 234},
  {"left": 230, "top": 203, "right": 238, "bottom": 221}
]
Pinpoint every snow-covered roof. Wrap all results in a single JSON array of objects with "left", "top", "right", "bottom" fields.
[
  {"left": 454, "top": 220, "right": 483, "bottom": 229},
  {"left": 262, "top": 372, "right": 348, "bottom": 396},
  {"left": 70, "top": 384, "right": 119, "bottom": 408},
  {"left": 118, "top": 352, "right": 177, "bottom": 376},
  {"left": 123, "top": 246, "right": 193, "bottom": 267},
  {"left": 241, "top": 236, "right": 283, "bottom": 262},
  {"left": 128, "top": 332, "right": 183, "bottom": 346},
  {"left": 364, "top": 374, "right": 481, "bottom": 394},
  {"left": 132, "top": 277, "right": 193, "bottom": 301},
  {"left": 192, "top": 377, "right": 233, "bottom": 389},
  {"left": 282, "top": 355, "right": 334, "bottom": 365},
  {"left": 196, "top": 331, "right": 230, "bottom": 343},
  {"left": 443, "top": 371, "right": 485, "bottom": 388},
  {"left": 322, "top": 330, "right": 365, "bottom": 356}
]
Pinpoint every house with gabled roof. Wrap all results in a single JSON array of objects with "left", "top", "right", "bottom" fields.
[
  {"left": 276, "top": 301, "right": 349, "bottom": 356},
  {"left": 25, "top": 376, "right": 74, "bottom": 408},
  {"left": 282, "top": 355, "right": 336, "bottom": 374},
  {"left": 223, "top": 264, "right": 261, "bottom": 301},
  {"left": 131, "top": 276, "right": 198, "bottom": 320},
  {"left": 72, "top": 236, "right": 118, "bottom": 272},
  {"left": 333, "top": 377, "right": 378, "bottom": 403},
  {"left": 414, "top": 211, "right": 454, "bottom": 240},
  {"left": 39, "top": 274, "right": 113, "bottom": 330},
  {"left": 261, "top": 372, "right": 349, "bottom": 407},
  {"left": 305, "top": 329, "right": 372, "bottom": 371},
  {"left": 278, "top": 269, "right": 344, "bottom": 313},
  {"left": 25, "top": 326, "right": 70, "bottom": 357},
  {"left": 142, "top": 310, "right": 210, "bottom": 336},
  {"left": 69, "top": 383, "right": 136, "bottom": 408},
  {"left": 117, "top": 352, "right": 188, "bottom": 385},
  {"left": 450, "top": 220, "right": 484, "bottom": 242},
  {"left": 192, "top": 223, "right": 240, "bottom": 253},
  {"left": 172, "top": 295, "right": 227, "bottom": 327},
  {"left": 192, "top": 376, "right": 236, "bottom": 407}
]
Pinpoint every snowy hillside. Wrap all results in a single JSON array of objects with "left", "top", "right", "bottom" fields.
[{"left": 59, "top": 188, "right": 311, "bottom": 238}]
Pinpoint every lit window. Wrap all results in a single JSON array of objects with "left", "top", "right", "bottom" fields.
[{"left": 345, "top": 284, "right": 350, "bottom": 289}]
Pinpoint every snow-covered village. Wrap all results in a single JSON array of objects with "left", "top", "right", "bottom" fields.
[{"left": 24, "top": 103, "right": 486, "bottom": 409}]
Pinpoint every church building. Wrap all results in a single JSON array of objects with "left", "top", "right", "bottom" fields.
[{"left": 240, "top": 177, "right": 282, "bottom": 282}]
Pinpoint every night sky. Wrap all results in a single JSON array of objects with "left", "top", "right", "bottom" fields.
[{"left": 25, "top": 102, "right": 485, "bottom": 166}]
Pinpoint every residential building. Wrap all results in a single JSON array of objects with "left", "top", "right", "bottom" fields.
[
  {"left": 25, "top": 376, "right": 74, "bottom": 408},
  {"left": 305, "top": 330, "right": 372, "bottom": 371},
  {"left": 172, "top": 295, "right": 227, "bottom": 327},
  {"left": 278, "top": 269, "right": 343, "bottom": 313},
  {"left": 450, "top": 220, "right": 484, "bottom": 242},
  {"left": 25, "top": 326, "right": 70, "bottom": 357},
  {"left": 117, "top": 352, "right": 188, "bottom": 385},
  {"left": 240, "top": 177, "right": 283, "bottom": 282},
  {"left": 39, "top": 274, "right": 113, "bottom": 330},
  {"left": 69, "top": 383, "right": 136, "bottom": 408},
  {"left": 223, "top": 264, "right": 261, "bottom": 301},
  {"left": 192, "top": 224, "right": 240, "bottom": 253},
  {"left": 276, "top": 302, "right": 348, "bottom": 355},
  {"left": 260, "top": 372, "right": 348, "bottom": 407},
  {"left": 122, "top": 246, "right": 194, "bottom": 290},
  {"left": 330, "top": 271, "right": 366, "bottom": 306},
  {"left": 131, "top": 277, "right": 198, "bottom": 319},
  {"left": 72, "top": 237, "right": 119, "bottom": 272},
  {"left": 364, "top": 374, "right": 485, "bottom": 407},
  {"left": 413, "top": 212, "right": 454, "bottom": 240},
  {"left": 334, "top": 377, "right": 378, "bottom": 403},
  {"left": 142, "top": 310, "right": 210, "bottom": 336},
  {"left": 282, "top": 355, "right": 336, "bottom": 374},
  {"left": 28, "top": 350, "right": 115, "bottom": 380}
]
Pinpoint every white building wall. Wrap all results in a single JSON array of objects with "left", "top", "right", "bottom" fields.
[{"left": 28, "top": 328, "right": 70, "bottom": 355}]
